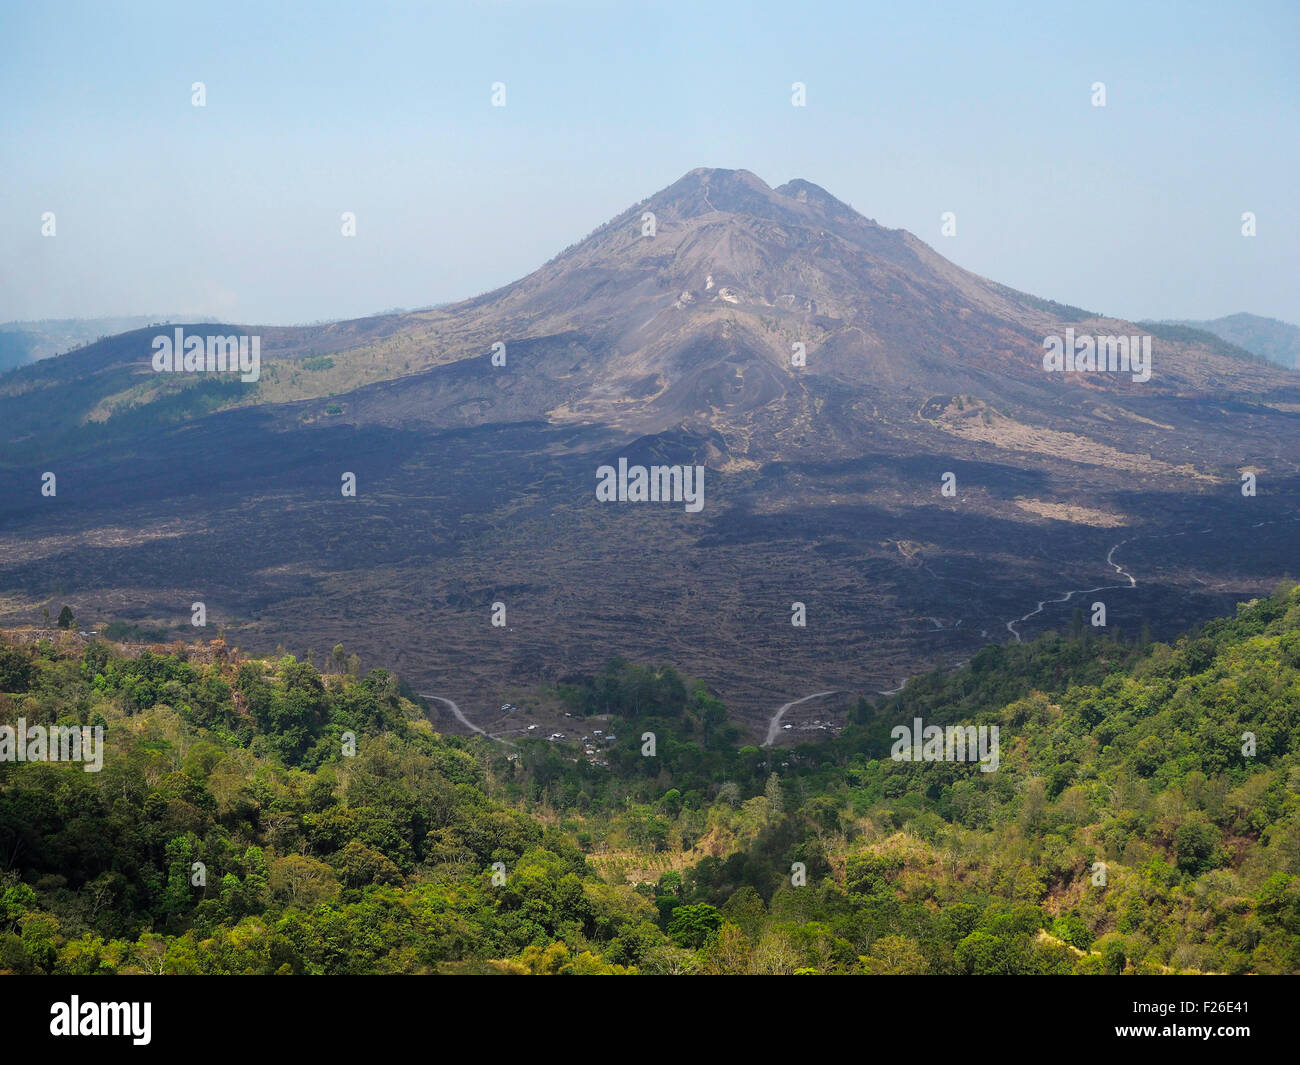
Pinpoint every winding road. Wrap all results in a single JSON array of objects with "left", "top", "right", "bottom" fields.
[
  {"left": 1005, "top": 537, "right": 1138, "bottom": 643},
  {"left": 762, "top": 690, "right": 839, "bottom": 747},
  {"left": 1003, "top": 515, "right": 1300, "bottom": 644},
  {"left": 418, "top": 693, "right": 517, "bottom": 747}
]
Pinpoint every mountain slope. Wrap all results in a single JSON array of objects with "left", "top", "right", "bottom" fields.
[
  {"left": 0, "top": 169, "right": 1297, "bottom": 727},
  {"left": 4, "top": 584, "right": 1300, "bottom": 974},
  {"left": 5, "top": 169, "right": 1296, "bottom": 459}
]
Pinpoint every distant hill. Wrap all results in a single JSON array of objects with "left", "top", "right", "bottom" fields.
[
  {"left": 0, "top": 316, "right": 180, "bottom": 371},
  {"left": 1157, "top": 313, "right": 1300, "bottom": 370}
]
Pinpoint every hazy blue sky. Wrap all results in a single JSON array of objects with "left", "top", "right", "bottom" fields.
[{"left": 2, "top": 0, "right": 1296, "bottom": 326}]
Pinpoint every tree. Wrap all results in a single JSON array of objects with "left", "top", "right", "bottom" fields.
[
  {"left": 656, "top": 871, "right": 683, "bottom": 897},
  {"left": 859, "top": 935, "right": 928, "bottom": 974},
  {"left": 955, "top": 931, "right": 1025, "bottom": 975},
  {"left": 720, "top": 886, "right": 767, "bottom": 939},
  {"left": 1052, "top": 914, "right": 1094, "bottom": 951},
  {"left": 1101, "top": 938, "right": 1128, "bottom": 975},
  {"left": 57, "top": 605, "right": 75, "bottom": 630},
  {"left": 667, "top": 903, "right": 722, "bottom": 949},
  {"left": 1174, "top": 821, "right": 1222, "bottom": 875},
  {"left": 846, "top": 853, "right": 903, "bottom": 896},
  {"left": 333, "top": 840, "right": 402, "bottom": 889},
  {"left": 640, "top": 942, "right": 699, "bottom": 975},
  {"left": 0, "top": 646, "right": 32, "bottom": 692},
  {"left": 659, "top": 789, "right": 683, "bottom": 817},
  {"left": 703, "top": 923, "right": 752, "bottom": 974},
  {"left": 269, "top": 855, "right": 340, "bottom": 907},
  {"left": 764, "top": 773, "right": 785, "bottom": 817},
  {"left": 749, "top": 928, "right": 801, "bottom": 975}
]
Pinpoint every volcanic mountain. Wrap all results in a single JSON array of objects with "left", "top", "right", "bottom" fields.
[{"left": 1, "top": 168, "right": 1297, "bottom": 738}]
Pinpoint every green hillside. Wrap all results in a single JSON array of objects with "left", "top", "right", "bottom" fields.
[{"left": 3, "top": 583, "right": 1300, "bottom": 974}]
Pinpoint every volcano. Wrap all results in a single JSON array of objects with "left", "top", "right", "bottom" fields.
[{"left": 1, "top": 168, "right": 1297, "bottom": 737}]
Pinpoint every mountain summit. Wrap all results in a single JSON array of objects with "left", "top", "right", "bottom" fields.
[{"left": 357, "top": 166, "right": 1293, "bottom": 455}]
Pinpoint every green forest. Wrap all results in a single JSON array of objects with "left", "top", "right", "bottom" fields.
[{"left": 2, "top": 584, "right": 1299, "bottom": 975}]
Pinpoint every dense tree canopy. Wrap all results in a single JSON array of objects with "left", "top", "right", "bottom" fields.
[{"left": 2, "top": 583, "right": 1300, "bottom": 974}]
